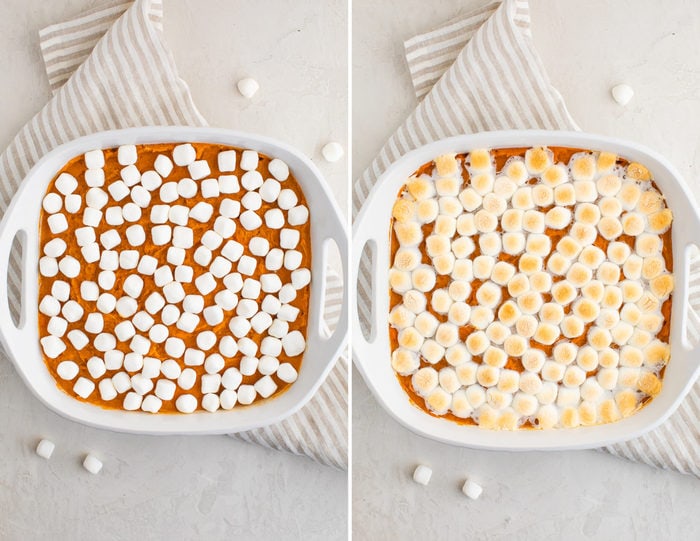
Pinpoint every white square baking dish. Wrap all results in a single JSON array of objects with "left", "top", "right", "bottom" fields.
[
  {"left": 352, "top": 129, "right": 700, "bottom": 450},
  {"left": 0, "top": 126, "right": 348, "bottom": 435}
]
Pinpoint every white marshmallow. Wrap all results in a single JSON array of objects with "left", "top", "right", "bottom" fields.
[
  {"left": 85, "top": 169, "right": 105, "bottom": 188},
  {"left": 169, "top": 205, "right": 189, "bottom": 226},
  {"left": 116, "top": 296, "right": 138, "bottom": 318},
  {"left": 154, "top": 155, "right": 173, "bottom": 177},
  {"left": 251, "top": 312, "right": 273, "bottom": 334},
  {"left": 321, "top": 142, "right": 344, "bottom": 162},
  {"left": 145, "top": 292, "right": 166, "bottom": 314},
  {"left": 224, "top": 272, "right": 244, "bottom": 293},
  {"left": 141, "top": 395, "right": 162, "bottom": 413},
  {"left": 269, "top": 319, "right": 289, "bottom": 339},
  {"left": 150, "top": 204, "right": 169, "bottom": 224},
  {"left": 236, "top": 299, "right": 258, "bottom": 318},
  {"left": 84, "top": 149, "right": 104, "bottom": 169},
  {"left": 195, "top": 272, "right": 217, "bottom": 295},
  {"left": 82, "top": 454, "right": 103, "bottom": 475},
  {"left": 151, "top": 224, "right": 172, "bottom": 245},
  {"left": 122, "top": 203, "right": 143, "bottom": 222},
  {"left": 64, "top": 194, "right": 81, "bottom": 214},
  {"left": 261, "top": 274, "right": 283, "bottom": 293},
  {"left": 178, "top": 369, "right": 197, "bottom": 391},
  {"left": 261, "top": 295, "right": 281, "bottom": 315},
  {"left": 462, "top": 479, "right": 483, "bottom": 500},
  {"left": 125, "top": 224, "right": 146, "bottom": 246},
  {"left": 242, "top": 191, "right": 262, "bottom": 211},
  {"left": 67, "top": 329, "right": 89, "bottom": 350},
  {"left": 264, "top": 209, "right": 285, "bottom": 231},
  {"left": 219, "top": 175, "right": 240, "bottom": 194},
  {"left": 188, "top": 160, "right": 210, "bottom": 181},
  {"left": 278, "top": 284, "right": 297, "bottom": 304},
  {"left": 201, "top": 178, "right": 220, "bottom": 198},
  {"left": 258, "top": 356, "right": 280, "bottom": 376},
  {"left": 237, "top": 77, "right": 259, "bottom": 98},
  {"left": 189, "top": 201, "right": 214, "bottom": 222},
  {"left": 55, "top": 173, "right": 78, "bottom": 195},
  {"left": 203, "top": 306, "right": 224, "bottom": 326},
  {"left": 118, "top": 144, "right": 137, "bottom": 165},
  {"left": 159, "top": 182, "right": 178, "bottom": 203},
  {"left": 175, "top": 394, "right": 198, "bottom": 413},
  {"left": 47, "top": 316, "right": 68, "bottom": 336},
  {"left": 240, "top": 150, "right": 259, "bottom": 171},
  {"left": 98, "top": 379, "right": 118, "bottom": 401},
  {"left": 104, "top": 350, "right": 124, "bottom": 370},
  {"left": 183, "top": 294, "right": 204, "bottom": 314},
  {"left": 237, "top": 385, "right": 257, "bottom": 405},
  {"left": 141, "top": 170, "right": 163, "bottom": 191},
  {"left": 86, "top": 187, "right": 108, "bottom": 209},
  {"left": 163, "top": 281, "right": 186, "bottom": 304},
  {"left": 80, "top": 243, "right": 100, "bottom": 264},
  {"left": 99, "top": 230, "right": 120, "bottom": 250},
  {"left": 120, "top": 165, "right": 141, "bottom": 186},
  {"left": 119, "top": 250, "right": 139, "bottom": 270},
  {"left": 611, "top": 84, "right": 634, "bottom": 106},
  {"left": 35, "top": 439, "right": 56, "bottom": 460},
  {"left": 48, "top": 213, "right": 69, "bottom": 234},
  {"left": 58, "top": 255, "right": 80, "bottom": 278},
  {"left": 221, "top": 240, "right": 244, "bottom": 263},
  {"left": 214, "top": 216, "right": 236, "bottom": 238},
  {"left": 241, "top": 171, "right": 264, "bottom": 191},
  {"left": 99, "top": 250, "right": 118, "bottom": 271},
  {"left": 277, "top": 189, "right": 298, "bottom": 210},
  {"left": 222, "top": 367, "right": 243, "bottom": 390},
  {"left": 175, "top": 265, "right": 194, "bottom": 283},
  {"left": 129, "top": 335, "right": 151, "bottom": 355},
  {"left": 132, "top": 311, "right": 154, "bottom": 332},
  {"left": 214, "top": 289, "right": 238, "bottom": 311},
  {"left": 148, "top": 323, "right": 169, "bottom": 343},
  {"left": 280, "top": 229, "right": 300, "bottom": 250},
  {"left": 277, "top": 363, "right": 298, "bottom": 383},
  {"left": 155, "top": 379, "right": 177, "bottom": 400},
  {"left": 51, "top": 280, "right": 70, "bottom": 301},
  {"left": 260, "top": 179, "right": 281, "bottom": 202},
  {"left": 238, "top": 255, "right": 258, "bottom": 275},
  {"left": 130, "top": 186, "right": 151, "bottom": 208},
  {"left": 412, "top": 465, "right": 432, "bottom": 486},
  {"left": 284, "top": 250, "right": 302, "bottom": 270},
  {"left": 111, "top": 372, "right": 132, "bottom": 393},
  {"left": 268, "top": 158, "right": 289, "bottom": 181},
  {"left": 108, "top": 181, "right": 130, "bottom": 202},
  {"left": 164, "top": 336, "right": 186, "bottom": 358},
  {"left": 43, "top": 193, "right": 62, "bottom": 213},
  {"left": 264, "top": 249, "right": 283, "bottom": 271},
  {"left": 160, "top": 359, "right": 181, "bottom": 379},
  {"left": 240, "top": 356, "right": 259, "bottom": 376},
  {"left": 242, "top": 278, "right": 261, "bottom": 299},
  {"left": 56, "top": 360, "right": 79, "bottom": 380},
  {"left": 73, "top": 377, "right": 95, "bottom": 398},
  {"left": 86, "top": 356, "right": 106, "bottom": 379},
  {"left": 39, "top": 295, "right": 60, "bottom": 317},
  {"left": 194, "top": 246, "right": 213, "bottom": 267},
  {"left": 75, "top": 226, "right": 95, "bottom": 246},
  {"left": 94, "top": 333, "right": 116, "bottom": 353},
  {"left": 84, "top": 313, "right": 104, "bottom": 334},
  {"left": 167, "top": 247, "right": 185, "bottom": 266},
  {"left": 219, "top": 336, "right": 239, "bottom": 357},
  {"left": 39, "top": 257, "right": 58, "bottom": 277},
  {"left": 204, "top": 353, "right": 225, "bottom": 374},
  {"left": 201, "top": 230, "right": 223, "bottom": 250},
  {"left": 218, "top": 150, "right": 236, "bottom": 171},
  {"left": 125, "top": 352, "right": 145, "bottom": 372},
  {"left": 240, "top": 210, "right": 262, "bottom": 230},
  {"left": 288, "top": 205, "right": 309, "bottom": 226},
  {"left": 172, "top": 143, "right": 196, "bottom": 166},
  {"left": 177, "top": 312, "right": 199, "bottom": 333},
  {"left": 96, "top": 293, "right": 116, "bottom": 314},
  {"left": 219, "top": 199, "right": 241, "bottom": 220},
  {"left": 254, "top": 375, "right": 277, "bottom": 398},
  {"left": 62, "top": 300, "right": 84, "bottom": 322},
  {"left": 282, "top": 330, "right": 306, "bottom": 356}
]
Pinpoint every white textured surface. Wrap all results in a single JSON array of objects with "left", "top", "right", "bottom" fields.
[
  {"left": 0, "top": 1, "right": 346, "bottom": 539},
  {"left": 353, "top": 0, "right": 700, "bottom": 539}
]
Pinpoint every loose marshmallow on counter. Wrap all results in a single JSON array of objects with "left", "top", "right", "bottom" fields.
[
  {"left": 412, "top": 465, "right": 432, "bottom": 486},
  {"left": 237, "top": 78, "right": 259, "bottom": 98},
  {"left": 82, "top": 454, "right": 103, "bottom": 474},
  {"left": 268, "top": 158, "right": 289, "bottom": 181},
  {"left": 321, "top": 142, "right": 344, "bottom": 162},
  {"left": 611, "top": 84, "right": 634, "bottom": 106},
  {"left": 36, "top": 439, "right": 56, "bottom": 459},
  {"left": 462, "top": 479, "right": 483, "bottom": 500}
]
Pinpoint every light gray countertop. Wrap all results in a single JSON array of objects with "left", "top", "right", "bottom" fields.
[
  {"left": 0, "top": 1, "right": 347, "bottom": 539},
  {"left": 352, "top": 0, "right": 700, "bottom": 539}
]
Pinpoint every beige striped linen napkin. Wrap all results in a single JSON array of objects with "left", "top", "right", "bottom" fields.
[
  {"left": 0, "top": 0, "right": 347, "bottom": 469},
  {"left": 353, "top": 0, "right": 700, "bottom": 477}
]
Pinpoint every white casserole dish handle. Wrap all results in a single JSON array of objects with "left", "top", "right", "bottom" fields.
[{"left": 0, "top": 178, "right": 37, "bottom": 361}]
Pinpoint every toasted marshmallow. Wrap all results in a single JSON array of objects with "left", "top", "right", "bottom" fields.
[
  {"left": 588, "top": 327, "right": 613, "bottom": 351},
  {"left": 566, "top": 262, "right": 592, "bottom": 287},
  {"left": 403, "top": 290, "right": 427, "bottom": 314},
  {"left": 497, "top": 300, "right": 521, "bottom": 326},
  {"left": 503, "top": 159, "right": 527, "bottom": 184},
  {"left": 393, "top": 248, "right": 421, "bottom": 272},
  {"left": 539, "top": 302, "right": 564, "bottom": 325},
  {"left": 493, "top": 176, "right": 518, "bottom": 198},
  {"left": 581, "top": 280, "right": 604, "bottom": 303},
  {"left": 522, "top": 210, "right": 545, "bottom": 234},
  {"left": 517, "top": 291, "right": 543, "bottom": 315},
  {"left": 465, "top": 330, "right": 489, "bottom": 356},
  {"left": 479, "top": 232, "right": 501, "bottom": 256},
  {"left": 546, "top": 253, "right": 571, "bottom": 276},
  {"left": 637, "top": 290, "right": 660, "bottom": 313},
  {"left": 426, "top": 235, "right": 450, "bottom": 257},
  {"left": 474, "top": 209, "right": 498, "bottom": 232},
  {"left": 389, "top": 269, "right": 412, "bottom": 293},
  {"left": 575, "top": 203, "right": 601, "bottom": 226},
  {"left": 458, "top": 188, "right": 481, "bottom": 212},
  {"left": 521, "top": 349, "right": 545, "bottom": 372},
  {"left": 451, "top": 390, "right": 473, "bottom": 418},
  {"left": 391, "top": 349, "right": 420, "bottom": 375},
  {"left": 481, "top": 193, "right": 506, "bottom": 215},
  {"left": 560, "top": 315, "right": 585, "bottom": 338},
  {"left": 439, "top": 367, "right": 461, "bottom": 394},
  {"left": 572, "top": 298, "right": 600, "bottom": 323},
  {"left": 518, "top": 254, "right": 542, "bottom": 275},
  {"left": 414, "top": 312, "right": 439, "bottom": 338},
  {"left": 574, "top": 180, "right": 597, "bottom": 203},
  {"left": 554, "top": 342, "right": 578, "bottom": 365},
  {"left": 516, "top": 314, "right": 538, "bottom": 338},
  {"left": 524, "top": 147, "right": 551, "bottom": 174},
  {"left": 504, "top": 335, "right": 528, "bottom": 358},
  {"left": 541, "top": 361, "right": 565, "bottom": 382},
  {"left": 411, "top": 265, "right": 437, "bottom": 292},
  {"left": 650, "top": 274, "right": 674, "bottom": 299},
  {"left": 611, "top": 321, "right": 634, "bottom": 345},
  {"left": 637, "top": 190, "right": 664, "bottom": 215},
  {"left": 529, "top": 271, "right": 551, "bottom": 293},
  {"left": 648, "top": 209, "right": 673, "bottom": 233},
  {"left": 448, "top": 281, "right": 471, "bottom": 303},
  {"left": 412, "top": 367, "right": 438, "bottom": 396},
  {"left": 533, "top": 323, "right": 559, "bottom": 345},
  {"left": 576, "top": 346, "right": 599, "bottom": 372},
  {"left": 502, "top": 232, "right": 526, "bottom": 255},
  {"left": 512, "top": 187, "right": 534, "bottom": 210},
  {"left": 557, "top": 236, "right": 582, "bottom": 260},
  {"left": 446, "top": 344, "right": 471, "bottom": 368},
  {"left": 421, "top": 340, "right": 445, "bottom": 364},
  {"left": 623, "top": 254, "right": 643, "bottom": 280},
  {"left": 500, "top": 209, "right": 522, "bottom": 232},
  {"left": 439, "top": 196, "right": 462, "bottom": 218},
  {"left": 394, "top": 222, "right": 422, "bottom": 246},
  {"left": 641, "top": 256, "right": 664, "bottom": 281},
  {"left": 434, "top": 215, "right": 457, "bottom": 237},
  {"left": 435, "top": 153, "right": 459, "bottom": 176},
  {"left": 471, "top": 172, "right": 495, "bottom": 196},
  {"left": 486, "top": 322, "right": 511, "bottom": 346},
  {"left": 525, "top": 234, "right": 551, "bottom": 258},
  {"left": 621, "top": 212, "right": 645, "bottom": 236},
  {"left": 569, "top": 222, "right": 597, "bottom": 245},
  {"left": 635, "top": 233, "right": 661, "bottom": 258},
  {"left": 435, "top": 176, "right": 460, "bottom": 197},
  {"left": 597, "top": 367, "right": 619, "bottom": 390},
  {"left": 544, "top": 207, "right": 572, "bottom": 230},
  {"left": 451, "top": 259, "right": 473, "bottom": 282},
  {"left": 451, "top": 237, "right": 475, "bottom": 259},
  {"left": 598, "top": 216, "right": 623, "bottom": 240},
  {"left": 435, "top": 323, "right": 458, "bottom": 348},
  {"left": 430, "top": 289, "right": 453, "bottom": 314},
  {"left": 535, "top": 404, "right": 559, "bottom": 429},
  {"left": 475, "top": 365, "right": 499, "bottom": 388},
  {"left": 598, "top": 196, "right": 622, "bottom": 218},
  {"left": 505, "top": 273, "right": 528, "bottom": 298}
]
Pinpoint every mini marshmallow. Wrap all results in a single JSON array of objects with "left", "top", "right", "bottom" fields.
[
  {"left": 133, "top": 311, "right": 154, "bottom": 332},
  {"left": 49, "top": 213, "right": 69, "bottom": 234},
  {"left": 151, "top": 224, "right": 172, "bottom": 245},
  {"left": 86, "top": 356, "right": 106, "bottom": 379},
  {"left": 278, "top": 189, "right": 298, "bottom": 210},
  {"left": 84, "top": 168, "right": 105, "bottom": 187},
  {"left": 145, "top": 292, "right": 166, "bottom": 314},
  {"left": 80, "top": 243, "right": 100, "bottom": 264},
  {"left": 240, "top": 210, "right": 263, "bottom": 230},
  {"left": 277, "top": 363, "right": 298, "bottom": 383},
  {"left": 96, "top": 293, "right": 117, "bottom": 314},
  {"left": 236, "top": 299, "right": 258, "bottom": 319},
  {"left": 98, "top": 378, "right": 118, "bottom": 401},
  {"left": 194, "top": 246, "right": 213, "bottom": 267},
  {"left": 116, "top": 296, "right": 138, "bottom": 318},
  {"left": 167, "top": 247, "right": 185, "bottom": 266},
  {"left": 284, "top": 250, "right": 303, "bottom": 271},
  {"left": 56, "top": 360, "right": 79, "bottom": 380},
  {"left": 242, "top": 278, "right": 261, "bottom": 299},
  {"left": 203, "top": 306, "right": 224, "bottom": 326},
  {"left": 240, "top": 356, "right": 259, "bottom": 376},
  {"left": 82, "top": 454, "right": 103, "bottom": 474},
  {"left": 201, "top": 230, "right": 223, "bottom": 251},
  {"left": 139, "top": 171, "right": 162, "bottom": 193},
  {"left": 58, "top": 256, "right": 81, "bottom": 278},
  {"left": 99, "top": 229, "right": 120, "bottom": 250},
  {"left": 261, "top": 295, "right": 281, "bottom": 315},
  {"left": 241, "top": 170, "right": 264, "bottom": 191},
  {"left": 172, "top": 143, "right": 195, "bottom": 166},
  {"left": 73, "top": 377, "right": 95, "bottom": 398},
  {"left": 278, "top": 284, "right": 297, "bottom": 304},
  {"left": 84, "top": 313, "right": 104, "bottom": 334},
  {"left": 43, "top": 193, "right": 63, "bottom": 213},
  {"left": 237, "top": 385, "right": 257, "bottom": 405},
  {"left": 126, "top": 224, "right": 146, "bottom": 246},
  {"left": 282, "top": 330, "right": 306, "bottom": 356},
  {"left": 94, "top": 333, "right": 116, "bottom": 352},
  {"left": 75, "top": 226, "right": 96, "bottom": 247},
  {"left": 260, "top": 179, "right": 281, "bottom": 202},
  {"left": 177, "top": 313, "right": 201, "bottom": 334},
  {"left": 35, "top": 439, "right": 56, "bottom": 460},
  {"left": 242, "top": 191, "right": 262, "bottom": 211},
  {"left": 218, "top": 336, "right": 238, "bottom": 358},
  {"left": 39, "top": 257, "right": 58, "bottom": 277},
  {"left": 462, "top": 479, "right": 483, "bottom": 500},
  {"left": 200, "top": 178, "right": 219, "bottom": 198},
  {"left": 111, "top": 372, "right": 132, "bottom": 393},
  {"left": 121, "top": 165, "right": 141, "bottom": 186},
  {"left": 261, "top": 274, "right": 283, "bottom": 293},
  {"left": 321, "top": 142, "right": 344, "bottom": 162},
  {"left": 141, "top": 395, "right": 162, "bottom": 413},
  {"left": 239, "top": 255, "right": 258, "bottom": 275},
  {"left": 214, "top": 216, "right": 236, "bottom": 238},
  {"left": 108, "top": 181, "right": 130, "bottom": 202},
  {"left": 254, "top": 375, "right": 278, "bottom": 398},
  {"left": 288, "top": 205, "right": 309, "bottom": 226},
  {"left": 195, "top": 272, "right": 217, "bottom": 295},
  {"left": 155, "top": 379, "right": 177, "bottom": 401},
  {"left": 159, "top": 182, "right": 178, "bottom": 203},
  {"left": 148, "top": 324, "right": 169, "bottom": 343},
  {"left": 47, "top": 316, "right": 68, "bottom": 337},
  {"left": 55, "top": 173, "right": 78, "bottom": 195},
  {"left": 39, "top": 295, "right": 60, "bottom": 317},
  {"left": 224, "top": 273, "right": 244, "bottom": 293},
  {"left": 86, "top": 187, "right": 108, "bottom": 209}
]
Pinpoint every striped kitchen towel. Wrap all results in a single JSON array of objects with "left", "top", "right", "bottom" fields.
[
  {"left": 0, "top": 0, "right": 347, "bottom": 469},
  {"left": 353, "top": 0, "right": 700, "bottom": 477}
]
